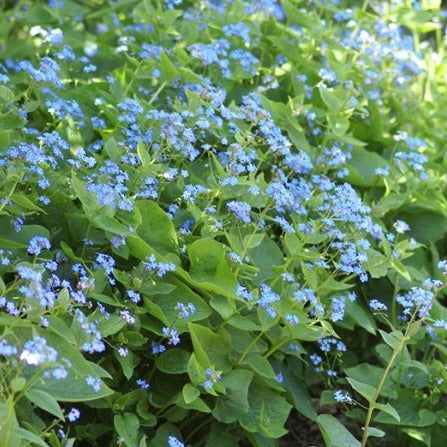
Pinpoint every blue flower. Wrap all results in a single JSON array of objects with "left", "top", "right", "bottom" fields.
[
  {"left": 67, "top": 408, "right": 80, "bottom": 422},
  {"left": 369, "top": 299, "right": 388, "bottom": 312},
  {"left": 230, "top": 49, "right": 259, "bottom": 74},
  {"left": 202, "top": 367, "right": 221, "bottom": 389},
  {"left": 258, "top": 284, "right": 281, "bottom": 318},
  {"left": 85, "top": 376, "right": 101, "bottom": 392},
  {"left": 236, "top": 284, "right": 253, "bottom": 301},
  {"left": 175, "top": 302, "right": 196, "bottom": 319},
  {"left": 0, "top": 340, "right": 17, "bottom": 357},
  {"left": 223, "top": 23, "right": 251, "bottom": 41},
  {"left": 334, "top": 390, "right": 354, "bottom": 404},
  {"left": 20, "top": 337, "right": 58, "bottom": 366},
  {"left": 94, "top": 253, "right": 115, "bottom": 276},
  {"left": 183, "top": 184, "right": 206, "bottom": 203},
  {"left": 393, "top": 220, "right": 410, "bottom": 234},
  {"left": 51, "top": 367, "right": 68, "bottom": 380},
  {"left": 438, "top": 260, "right": 447, "bottom": 275},
  {"left": 127, "top": 290, "right": 141, "bottom": 304},
  {"left": 151, "top": 341, "right": 166, "bottom": 355},
  {"left": 162, "top": 327, "right": 180, "bottom": 346},
  {"left": 45, "top": 96, "right": 84, "bottom": 125},
  {"left": 136, "top": 379, "right": 150, "bottom": 389},
  {"left": 168, "top": 436, "right": 184, "bottom": 447},
  {"left": 396, "top": 286, "right": 434, "bottom": 317},
  {"left": 28, "top": 236, "right": 51, "bottom": 256},
  {"left": 19, "top": 57, "right": 62, "bottom": 87},
  {"left": 143, "top": 255, "right": 176, "bottom": 277},
  {"left": 227, "top": 201, "right": 251, "bottom": 223},
  {"left": 330, "top": 296, "right": 346, "bottom": 322}
]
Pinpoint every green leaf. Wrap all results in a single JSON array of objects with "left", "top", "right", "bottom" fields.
[
  {"left": 346, "top": 301, "right": 377, "bottom": 335},
  {"left": 243, "top": 233, "right": 265, "bottom": 249},
  {"left": 282, "top": 370, "right": 317, "bottom": 421},
  {"left": 0, "top": 399, "right": 20, "bottom": 447},
  {"left": 115, "top": 349, "right": 135, "bottom": 380},
  {"left": 97, "top": 313, "right": 127, "bottom": 337},
  {"left": 368, "top": 101, "right": 383, "bottom": 141},
  {"left": 390, "top": 259, "right": 411, "bottom": 281},
  {"left": 160, "top": 51, "right": 177, "bottom": 82},
  {"left": 114, "top": 413, "right": 139, "bottom": 447},
  {"left": 104, "top": 137, "right": 121, "bottom": 160},
  {"left": 0, "top": 219, "right": 50, "bottom": 249},
  {"left": 397, "top": 210, "right": 447, "bottom": 244},
  {"left": 150, "top": 276, "right": 211, "bottom": 324},
  {"left": 71, "top": 173, "right": 100, "bottom": 217},
  {"left": 227, "top": 316, "right": 260, "bottom": 331},
  {"left": 182, "top": 384, "right": 200, "bottom": 404},
  {"left": 318, "top": 414, "right": 360, "bottom": 447},
  {"left": 176, "top": 395, "right": 212, "bottom": 413},
  {"left": 346, "top": 146, "right": 388, "bottom": 186},
  {"left": 210, "top": 295, "right": 235, "bottom": 319},
  {"left": 213, "top": 369, "right": 253, "bottom": 423},
  {"left": 379, "top": 330, "right": 404, "bottom": 349},
  {"left": 281, "top": 0, "right": 321, "bottom": 30},
  {"left": 401, "top": 427, "right": 431, "bottom": 446},
  {"left": 345, "top": 363, "right": 396, "bottom": 399},
  {"left": 365, "top": 427, "right": 385, "bottom": 438},
  {"left": 346, "top": 377, "right": 375, "bottom": 401},
  {"left": 248, "top": 236, "right": 283, "bottom": 283},
  {"left": 188, "top": 239, "right": 237, "bottom": 296},
  {"left": 289, "top": 323, "right": 327, "bottom": 341},
  {"left": 398, "top": 360, "right": 429, "bottom": 388},
  {"left": 240, "top": 382, "right": 292, "bottom": 439},
  {"left": 378, "top": 193, "right": 409, "bottom": 214},
  {"left": 93, "top": 215, "right": 134, "bottom": 238},
  {"left": 363, "top": 249, "right": 389, "bottom": 278},
  {"left": 10, "top": 377, "right": 26, "bottom": 393},
  {"left": 147, "top": 423, "right": 182, "bottom": 447},
  {"left": 301, "top": 262, "right": 318, "bottom": 289},
  {"left": 319, "top": 87, "right": 343, "bottom": 114},
  {"left": 60, "top": 242, "right": 83, "bottom": 262},
  {"left": 46, "top": 315, "right": 76, "bottom": 344},
  {"left": 319, "top": 278, "right": 354, "bottom": 294},
  {"left": 11, "top": 427, "right": 50, "bottom": 447},
  {"left": 188, "top": 323, "right": 232, "bottom": 372},
  {"left": 0, "top": 114, "right": 23, "bottom": 131},
  {"left": 376, "top": 402, "right": 401, "bottom": 422},
  {"left": 156, "top": 349, "right": 191, "bottom": 374},
  {"left": 10, "top": 194, "right": 46, "bottom": 213},
  {"left": 327, "top": 114, "right": 349, "bottom": 137},
  {"left": 25, "top": 388, "right": 64, "bottom": 419},
  {"left": 242, "top": 355, "right": 277, "bottom": 380},
  {"left": 136, "top": 200, "right": 178, "bottom": 255},
  {"left": 13, "top": 327, "right": 113, "bottom": 401},
  {"left": 137, "top": 140, "right": 151, "bottom": 167},
  {"left": 0, "top": 85, "right": 14, "bottom": 102}
]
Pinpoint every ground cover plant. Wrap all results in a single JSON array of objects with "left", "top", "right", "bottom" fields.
[{"left": 1, "top": 0, "right": 447, "bottom": 446}]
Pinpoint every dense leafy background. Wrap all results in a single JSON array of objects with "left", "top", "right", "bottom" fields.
[{"left": 1, "top": 0, "right": 447, "bottom": 446}]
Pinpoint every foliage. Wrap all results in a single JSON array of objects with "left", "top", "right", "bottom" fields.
[{"left": 1, "top": 0, "right": 447, "bottom": 446}]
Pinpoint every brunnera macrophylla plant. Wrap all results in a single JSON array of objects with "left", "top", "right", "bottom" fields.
[{"left": 1, "top": 0, "right": 447, "bottom": 446}]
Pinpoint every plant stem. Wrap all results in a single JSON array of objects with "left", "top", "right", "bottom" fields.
[
  {"left": 360, "top": 333, "right": 407, "bottom": 447},
  {"left": 121, "top": 60, "right": 143, "bottom": 99},
  {"left": 148, "top": 81, "right": 168, "bottom": 106}
]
